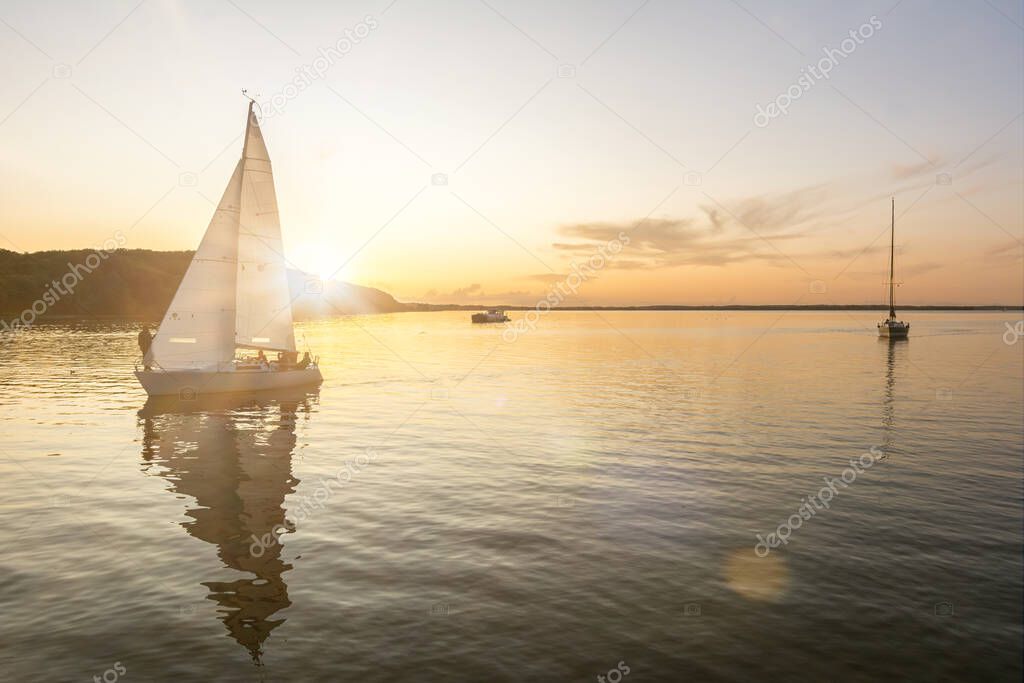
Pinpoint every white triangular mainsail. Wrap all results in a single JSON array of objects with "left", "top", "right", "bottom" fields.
[
  {"left": 235, "top": 106, "right": 296, "bottom": 353},
  {"left": 150, "top": 102, "right": 295, "bottom": 371},
  {"left": 150, "top": 161, "right": 243, "bottom": 370}
]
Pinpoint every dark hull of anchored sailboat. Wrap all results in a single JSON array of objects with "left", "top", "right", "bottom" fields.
[
  {"left": 135, "top": 367, "right": 322, "bottom": 397},
  {"left": 877, "top": 320, "right": 909, "bottom": 339}
]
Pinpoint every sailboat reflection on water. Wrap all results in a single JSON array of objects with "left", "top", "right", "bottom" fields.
[{"left": 139, "top": 387, "right": 318, "bottom": 664}]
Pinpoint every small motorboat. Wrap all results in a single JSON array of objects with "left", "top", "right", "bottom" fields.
[{"left": 472, "top": 309, "right": 510, "bottom": 323}]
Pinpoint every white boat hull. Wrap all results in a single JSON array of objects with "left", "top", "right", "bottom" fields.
[{"left": 135, "top": 367, "right": 322, "bottom": 397}]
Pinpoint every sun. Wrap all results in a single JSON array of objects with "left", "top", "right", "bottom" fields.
[
  {"left": 291, "top": 242, "right": 343, "bottom": 282},
  {"left": 315, "top": 264, "right": 337, "bottom": 283}
]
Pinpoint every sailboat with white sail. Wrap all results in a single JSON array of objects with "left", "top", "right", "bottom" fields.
[
  {"left": 877, "top": 197, "right": 909, "bottom": 339},
  {"left": 135, "top": 96, "right": 322, "bottom": 396}
]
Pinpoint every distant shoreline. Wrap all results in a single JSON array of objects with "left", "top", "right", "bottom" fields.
[
  {"left": 9, "top": 304, "right": 1022, "bottom": 321},
  {"left": 3, "top": 250, "right": 1021, "bottom": 318},
  {"left": 405, "top": 304, "right": 1023, "bottom": 312}
]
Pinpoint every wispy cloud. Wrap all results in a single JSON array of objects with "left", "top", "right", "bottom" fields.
[
  {"left": 425, "top": 282, "right": 532, "bottom": 303},
  {"left": 552, "top": 185, "right": 834, "bottom": 270},
  {"left": 723, "top": 184, "right": 830, "bottom": 233},
  {"left": 900, "top": 261, "right": 944, "bottom": 277},
  {"left": 450, "top": 283, "right": 482, "bottom": 298},
  {"left": 984, "top": 239, "right": 1024, "bottom": 264},
  {"left": 892, "top": 156, "right": 943, "bottom": 179},
  {"left": 526, "top": 273, "right": 567, "bottom": 283},
  {"left": 826, "top": 244, "right": 885, "bottom": 260}
]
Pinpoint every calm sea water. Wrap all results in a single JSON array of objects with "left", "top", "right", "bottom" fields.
[{"left": 1, "top": 311, "right": 1021, "bottom": 682}]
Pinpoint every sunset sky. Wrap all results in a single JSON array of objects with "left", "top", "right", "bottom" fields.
[{"left": 0, "top": 0, "right": 1021, "bottom": 305}]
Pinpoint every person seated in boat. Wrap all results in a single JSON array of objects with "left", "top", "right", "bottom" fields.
[
  {"left": 137, "top": 325, "right": 153, "bottom": 371},
  {"left": 296, "top": 351, "right": 311, "bottom": 370},
  {"left": 276, "top": 350, "right": 299, "bottom": 371},
  {"left": 256, "top": 349, "right": 267, "bottom": 368}
]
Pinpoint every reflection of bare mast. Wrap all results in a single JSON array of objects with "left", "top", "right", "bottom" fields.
[
  {"left": 882, "top": 340, "right": 896, "bottom": 450},
  {"left": 140, "top": 391, "right": 314, "bottom": 664}
]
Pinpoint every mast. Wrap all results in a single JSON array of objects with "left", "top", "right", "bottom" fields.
[
  {"left": 889, "top": 197, "right": 896, "bottom": 319},
  {"left": 242, "top": 89, "right": 256, "bottom": 159}
]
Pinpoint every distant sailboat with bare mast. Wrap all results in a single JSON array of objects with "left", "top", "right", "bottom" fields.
[
  {"left": 877, "top": 197, "right": 909, "bottom": 339},
  {"left": 135, "top": 93, "right": 323, "bottom": 396}
]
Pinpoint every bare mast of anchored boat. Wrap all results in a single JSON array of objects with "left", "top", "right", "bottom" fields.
[{"left": 889, "top": 197, "right": 895, "bottom": 320}]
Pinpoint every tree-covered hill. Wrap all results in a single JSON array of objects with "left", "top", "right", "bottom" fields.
[{"left": 0, "top": 248, "right": 409, "bottom": 319}]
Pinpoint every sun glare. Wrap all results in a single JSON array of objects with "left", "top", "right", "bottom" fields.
[{"left": 292, "top": 242, "right": 343, "bottom": 283}]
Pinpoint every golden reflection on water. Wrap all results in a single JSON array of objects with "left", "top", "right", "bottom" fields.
[
  {"left": 139, "top": 388, "right": 319, "bottom": 664},
  {"left": 880, "top": 336, "right": 906, "bottom": 452},
  {"left": 2, "top": 312, "right": 1021, "bottom": 680},
  {"left": 724, "top": 549, "right": 789, "bottom": 602}
]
